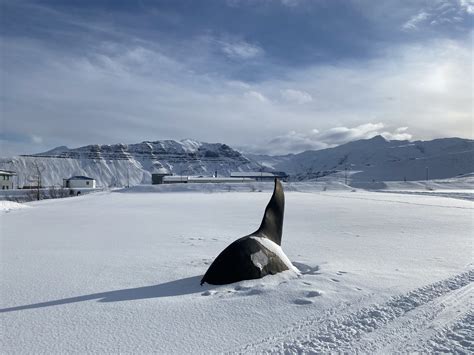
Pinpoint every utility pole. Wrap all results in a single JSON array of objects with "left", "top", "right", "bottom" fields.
[
  {"left": 32, "top": 161, "right": 43, "bottom": 200},
  {"left": 425, "top": 166, "right": 429, "bottom": 181},
  {"left": 344, "top": 165, "right": 348, "bottom": 185},
  {"left": 126, "top": 166, "right": 130, "bottom": 188}
]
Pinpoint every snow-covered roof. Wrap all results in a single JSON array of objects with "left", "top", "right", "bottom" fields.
[
  {"left": 65, "top": 175, "right": 95, "bottom": 181},
  {"left": 163, "top": 176, "right": 188, "bottom": 182},
  {"left": 152, "top": 168, "right": 171, "bottom": 175},
  {"left": 230, "top": 172, "right": 279, "bottom": 177},
  {"left": 0, "top": 170, "right": 17, "bottom": 176}
]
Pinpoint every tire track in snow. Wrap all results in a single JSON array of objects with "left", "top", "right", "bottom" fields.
[
  {"left": 235, "top": 270, "right": 473, "bottom": 353},
  {"left": 420, "top": 311, "right": 474, "bottom": 353},
  {"left": 319, "top": 193, "right": 474, "bottom": 210},
  {"left": 343, "top": 280, "right": 473, "bottom": 353}
]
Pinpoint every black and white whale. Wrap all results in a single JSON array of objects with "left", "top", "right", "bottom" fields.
[{"left": 201, "top": 179, "right": 298, "bottom": 285}]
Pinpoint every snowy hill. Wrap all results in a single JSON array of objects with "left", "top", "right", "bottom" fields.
[
  {"left": 1, "top": 136, "right": 472, "bottom": 188},
  {"left": 0, "top": 139, "right": 261, "bottom": 187},
  {"left": 257, "top": 136, "right": 474, "bottom": 182}
]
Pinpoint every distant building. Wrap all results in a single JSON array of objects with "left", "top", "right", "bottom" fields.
[
  {"left": 230, "top": 171, "right": 289, "bottom": 182},
  {"left": 187, "top": 176, "right": 254, "bottom": 183},
  {"left": 163, "top": 176, "right": 189, "bottom": 184},
  {"left": 151, "top": 168, "right": 172, "bottom": 184},
  {"left": 0, "top": 170, "right": 16, "bottom": 190},
  {"left": 154, "top": 174, "right": 256, "bottom": 184},
  {"left": 63, "top": 176, "right": 96, "bottom": 189}
]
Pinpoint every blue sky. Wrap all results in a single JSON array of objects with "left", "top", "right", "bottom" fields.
[{"left": 1, "top": 0, "right": 472, "bottom": 155}]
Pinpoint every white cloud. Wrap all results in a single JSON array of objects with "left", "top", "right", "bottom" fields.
[
  {"left": 317, "top": 123, "right": 384, "bottom": 144},
  {"left": 252, "top": 123, "right": 414, "bottom": 154},
  {"left": 403, "top": 2, "right": 472, "bottom": 31},
  {"left": 280, "top": 89, "right": 313, "bottom": 104},
  {"left": 263, "top": 130, "right": 328, "bottom": 155},
  {"left": 1, "top": 32, "right": 471, "bottom": 156},
  {"left": 460, "top": 0, "right": 474, "bottom": 14},
  {"left": 244, "top": 90, "right": 268, "bottom": 102},
  {"left": 280, "top": 0, "right": 301, "bottom": 7},
  {"left": 220, "top": 40, "right": 263, "bottom": 59},
  {"left": 226, "top": 80, "right": 251, "bottom": 89},
  {"left": 31, "top": 135, "right": 43, "bottom": 144},
  {"left": 402, "top": 11, "right": 430, "bottom": 31},
  {"left": 380, "top": 126, "right": 412, "bottom": 141}
]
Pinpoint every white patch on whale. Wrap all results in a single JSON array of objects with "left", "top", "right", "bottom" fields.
[
  {"left": 250, "top": 250, "right": 269, "bottom": 271},
  {"left": 251, "top": 236, "right": 300, "bottom": 275}
]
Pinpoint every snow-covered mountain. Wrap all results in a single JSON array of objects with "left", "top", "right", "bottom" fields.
[
  {"left": 1, "top": 136, "right": 472, "bottom": 188},
  {"left": 262, "top": 136, "right": 474, "bottom": 182},
  {"left": 0, "top": 139, "right": 261, "bottom": 187}
]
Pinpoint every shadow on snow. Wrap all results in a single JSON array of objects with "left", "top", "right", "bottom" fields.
[{"left": 0, "top": 275, "right": 213, "bottom": 313}]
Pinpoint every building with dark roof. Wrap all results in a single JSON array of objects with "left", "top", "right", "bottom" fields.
[{"left": 63, "top": 176, "right": 96, "bottom": 189}]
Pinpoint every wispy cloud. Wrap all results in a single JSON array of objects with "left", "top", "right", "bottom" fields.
[
  {"left": 402, "top": 1, "right": 473, "bottom": 31},
  {"left": 244, "top": 90, "right": 268, "bottom": 102},
  {"left": 220, "top": 39, "right": 263, "bottom": 59},
  {"left": 381, "top": 127, "right": 412, "bottom": 141},
  {"left": 280, "top": 89, "right": 313, "bottom": 104},
  {"left": 402, "top": 11, "right": 430, "bottom": 31},
  {"left": 248, "top": 123, "right": 414, "bottom": 155}
]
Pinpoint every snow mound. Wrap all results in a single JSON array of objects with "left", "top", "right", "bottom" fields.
[{"left": 0, "top": 201, "right": 29, "bottom": 212}]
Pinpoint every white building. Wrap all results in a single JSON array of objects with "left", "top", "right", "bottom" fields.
[
  {"left": 160, "top": 175, "right": 255, "bottom": 184},
  {"left": 63, "top": 176, "right": 96, "bottom": 189},
  {"left": 230, "top": 171, "right": 289, "bottom": 182},
  {"left": 0, "top": 170, "right": 16, "bottom": 190}
]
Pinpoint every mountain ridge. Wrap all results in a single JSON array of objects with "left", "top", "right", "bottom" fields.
[
  {"left": 1, "top": 136, "right": 472, "bottom": 187},
  {"left": 262, "top": 135, "right": 474, "bottom": 182},
  {"left": 2, "top": 139, "right": 261, "bottom": 187}
]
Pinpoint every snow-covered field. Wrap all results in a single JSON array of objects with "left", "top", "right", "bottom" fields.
[{"left": 1, "top": 184, "right": 473, "bottom": 353}]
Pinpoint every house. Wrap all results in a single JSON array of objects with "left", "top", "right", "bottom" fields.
[
  {"left": 0, "top": 170, "right": 16, "bottom": 190},
  {"left": 151, "top": 168, "right": 172, "bottom": 184},
  {"left": 63, "top": 176, "right": 96, "bottom": 189},
  {"left": 230, "top": 171, "right": 289, "bottom": 182}
]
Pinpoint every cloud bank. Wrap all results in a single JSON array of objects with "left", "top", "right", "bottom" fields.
[
  {"left": 248, "top": 123, "right": 413, "bottom": 155},
  {"left": 0, "top": 0, "right": 472, "bottom": 156}
]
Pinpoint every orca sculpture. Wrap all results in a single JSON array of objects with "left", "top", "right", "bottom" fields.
[{"left": 201, "top": 179, "right": 298, "bottom": 285}]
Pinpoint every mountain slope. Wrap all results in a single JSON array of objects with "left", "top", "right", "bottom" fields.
[
  {"left": 270, "top": 136, "right": 474, "bottom": 182},
  {"left": 0, "top": 140, "right": 261, "bottom": 187},
  {"left": 1, "top": 136, "right": 472, "bottom": 188}
]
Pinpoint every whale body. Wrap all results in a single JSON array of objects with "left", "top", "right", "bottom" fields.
[{"left": 201, "top": 179, "right": 297, "bottom": 285}]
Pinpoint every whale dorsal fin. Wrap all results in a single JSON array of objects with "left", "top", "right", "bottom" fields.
[{"left": 254, "top": 178, "right": 285, "bottom": 245}]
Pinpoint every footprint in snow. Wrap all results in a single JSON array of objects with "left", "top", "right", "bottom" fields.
[
  {"left": 331, "top": 278, "right": 340, "bottom": 283},
  {"left": 306, "top": 290, "right": 322, "bottom": 297},
  {"left": 246, "top": 289, "right": 264, "bottom": 296},
  {"left": 201, "top": 290, "right": 215, "bottom": 296},
  {"left": 293, "top": 298, "right": 313, "bottom": 305}
]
